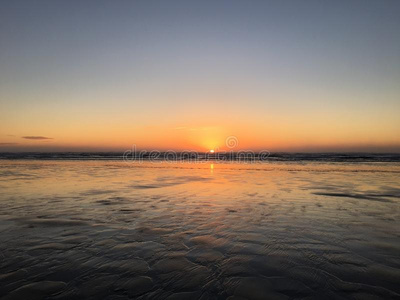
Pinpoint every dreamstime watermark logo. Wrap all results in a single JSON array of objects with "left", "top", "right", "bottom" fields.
[
  {"left": 123, "top": 136, "right": 270, "bottom": 163},
  {"left": 225, "top": 136, "right": 239, "bottom": 149}
]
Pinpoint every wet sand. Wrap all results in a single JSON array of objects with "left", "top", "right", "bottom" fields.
[{"left": 0, "top": 160, "right": 399, "bottom": 299}]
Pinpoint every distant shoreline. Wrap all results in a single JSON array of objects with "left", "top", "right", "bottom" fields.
[{"left": 1, "top": 152, "right": 400, "bottom": 162}]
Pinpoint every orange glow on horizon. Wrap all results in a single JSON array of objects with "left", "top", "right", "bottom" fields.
[{"left": 1, "top": 116, "right": 400, "bottom": 152}]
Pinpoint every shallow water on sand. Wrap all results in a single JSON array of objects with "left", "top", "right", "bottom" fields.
[{"left": 0, "top": 160, "right": 399, "bottom": 299}]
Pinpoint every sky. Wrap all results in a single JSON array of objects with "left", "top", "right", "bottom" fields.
[{"left": 1, "top": 0, "right": 399, "bottom": 152}]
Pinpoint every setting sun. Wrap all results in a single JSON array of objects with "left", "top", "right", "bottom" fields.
[{"left": 209, "top": 149, "right": 215, "bottom": 153}]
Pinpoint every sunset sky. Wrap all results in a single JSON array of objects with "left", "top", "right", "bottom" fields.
[{"left": 1, "top": 0, "right": 399, "bottom": 152}]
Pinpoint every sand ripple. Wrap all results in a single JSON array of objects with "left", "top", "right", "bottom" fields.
[{"left": 0, "top": 160, "right": 399, "bottom": 299}]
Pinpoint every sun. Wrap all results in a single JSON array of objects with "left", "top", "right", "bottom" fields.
[{"left": 209, "top": 149, "right": 215, "bottom": 153}]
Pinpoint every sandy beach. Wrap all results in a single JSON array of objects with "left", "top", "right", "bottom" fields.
[{"left": 0, "top": 160, "right": 399, "bottom": 299}]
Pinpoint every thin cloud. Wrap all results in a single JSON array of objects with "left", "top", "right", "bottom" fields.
[
  {"left": 173, "top": 127, "right": 210, "bottom": 131},
  {"left": 174, "top": 127, "right": 187, "bottom": 130},
  {"left": 22, "top": 136, "right": 53, "bottom": 140},
  {"left": 0, "top": 143, "right": 18, "bottom": 145}
]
